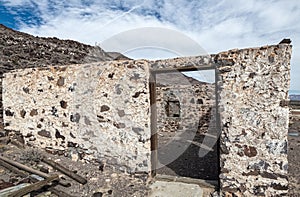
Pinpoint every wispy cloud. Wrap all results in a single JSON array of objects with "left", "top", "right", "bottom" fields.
[{"left": 1, "top": 0, "right": 300, "bottom": 90}]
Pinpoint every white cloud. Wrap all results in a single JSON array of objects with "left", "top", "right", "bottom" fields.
[
  {"left": 2, "top": 0, "right": 300, "bottom": 90},
  {"left": 1, "top": 0, "right": 31, "bottom": 6}
]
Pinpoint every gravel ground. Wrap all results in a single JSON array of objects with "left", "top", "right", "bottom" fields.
[{"left": 288, "top": 110, "right": 300, "bottom": 196}]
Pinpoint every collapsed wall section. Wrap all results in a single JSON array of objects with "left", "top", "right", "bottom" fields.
[
  {"left": 3, "top": 61, "right": 151, "bottom": 172},
  {"left": 217, "top": 44, "right": 291, "bottom": 196}
]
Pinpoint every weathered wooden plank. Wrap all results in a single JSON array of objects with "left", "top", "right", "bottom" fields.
[
  {"left": 8, "top": 175, "right": 59, "bottom": 197},
  {"left": 0, "top": 155, "right": 70, "bottom": 187},
  {"left": 0, "top": 158, "right": 73, "bottom": 196},
  {"left": 0, "top": 183, "right": 30, "bottom": 197},
  {"left": 42, "top": 157, "right": 87, "bottom": 184}
]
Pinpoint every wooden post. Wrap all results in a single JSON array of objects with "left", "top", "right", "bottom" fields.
[{"left": 149, "top": 72, "right": 157, "bottom": 177}]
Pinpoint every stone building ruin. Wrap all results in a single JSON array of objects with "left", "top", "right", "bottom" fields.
[{"left": 0, "top": 25, "right": 292, "bottom": 196}]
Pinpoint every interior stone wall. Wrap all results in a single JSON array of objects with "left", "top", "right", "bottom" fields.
[
  {"left": 156, "top": 83, "right": 215, "bottom": 134},
  {"left": 3, "top": 61, "right": 151, "bottom": 173}
]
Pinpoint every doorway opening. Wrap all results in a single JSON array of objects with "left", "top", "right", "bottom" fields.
[{"left": 150, "top": 68, "right": 219, "bottom": 183}]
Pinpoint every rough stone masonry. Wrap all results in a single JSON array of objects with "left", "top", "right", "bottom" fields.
[
  {"left": 155, "top": 73, "right": 215, "bottom": 135},
  {"left": 3, "top": 61, "right": 152, "bottom": 173},
  {"left": 216, "top": 44, "right": 291, "bottom": 196},
  {"left": 3, "top": 41, "right": 291, "bottom": 196}
]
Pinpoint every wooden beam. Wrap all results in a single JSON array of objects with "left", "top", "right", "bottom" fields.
[
  {"left": 0, "top": 155, "right": 70, "bottom": 187},
  {"left": 151, "top": 66, "right": 215, "bottom": 74},
  {"left": 8, "top": 175, "right": 59, "bottom": 197},
  {"left": 0, "top": 159, "right": 73, "bottom": 197},
  {"left": 42, "top": 157, "right": 87, "bottom": 185}
]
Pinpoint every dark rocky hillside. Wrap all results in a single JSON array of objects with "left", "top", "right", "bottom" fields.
[{"left": 0, "top": 24, "right": 128, "bottom": 73}]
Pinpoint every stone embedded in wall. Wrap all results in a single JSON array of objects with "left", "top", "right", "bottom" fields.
[
  {"left": 57, "top": 76, "right": 65, "bottom": 86},
  {"left": 243, "top": 145, "right": 257, "bottom": 157},
  {"left": 118, "top": 109, "right": 125, "bottom": 117},
  {"left": 60, "top": 100, "right": 68, "bottom": 109},
  {"left": 55, "top": 130, "right": 65, "bottom": 140},
  {"left": 30, "top": 109, "right": 38, "bottom": 116},
  {"left": 100, "top": 105, "right": 110, "bottom": 112},
  {"left": 38, "top": 130, "right": 51, "bottom": 138},
  {"left": 20, "top": 109, "right": 26, "bottom": 118},
  {"left": 70, "top": 113, "right": 80, "bottom": 123},
  {"left": 23, "top": 87, "right": 30, "bottom": 94},
  {"left": 5, "top": 109, "right": 14, "bottom": 116}
]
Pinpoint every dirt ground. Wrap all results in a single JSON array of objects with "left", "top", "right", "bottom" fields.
[
  {"left": 156, "top": 130, "right": 218, "bottom": 181},
  {"left": 288, "top": 107, "right": 300, "bottom": 196},
  {"left": 288, "top": 133, "right": 300, "bottom": 196}
]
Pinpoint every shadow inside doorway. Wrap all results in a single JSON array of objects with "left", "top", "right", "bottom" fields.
[{"left": 156, "top": 118, "right": 219, "bottom": 180}]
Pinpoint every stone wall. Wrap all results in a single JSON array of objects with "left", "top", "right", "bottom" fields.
[
  {"left": 149, "top": 43, "right": 291, "bottom": 196},
  {"left": 216, "top": 44, "right": 291, "bottom": 196},
  {"left": 3, "top": 61, "right": 151, "bottom": 173},
  {"left": 156, "top": 82, "right": 215, "bottom": 134}
]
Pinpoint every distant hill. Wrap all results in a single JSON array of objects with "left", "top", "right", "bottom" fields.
[
  {"left": 0, "top": 24, "right": 129, "bottom": 73},
  {"left": 290, "top": 94, "right": 300, "bottom": 101},
  {"left": 156, "top": 72, "right": 214, "bottom": 87}
]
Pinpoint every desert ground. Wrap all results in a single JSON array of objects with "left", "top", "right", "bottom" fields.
[{"left": 288, "top": 103, "right": 300, "bottom": 196}]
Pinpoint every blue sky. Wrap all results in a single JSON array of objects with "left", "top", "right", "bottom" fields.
[{"left": 0, "top": 0, "right": 300, "bottom": 91}]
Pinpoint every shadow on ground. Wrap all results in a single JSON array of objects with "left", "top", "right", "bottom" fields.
[{"left": 156, "top": 131, "right": 218, "bottom": 180}]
